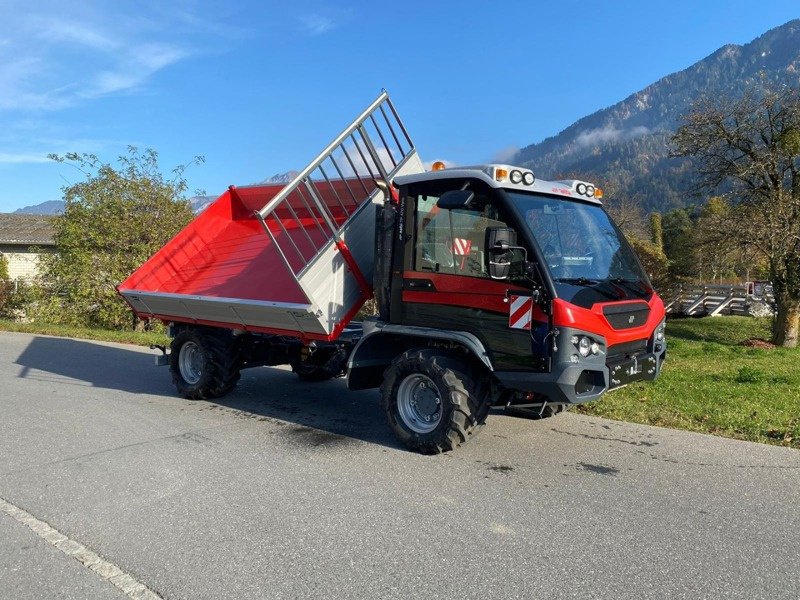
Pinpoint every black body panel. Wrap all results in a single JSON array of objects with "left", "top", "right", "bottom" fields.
[{"left": 401, "top": 303, "right": 547, "bottom": 371}]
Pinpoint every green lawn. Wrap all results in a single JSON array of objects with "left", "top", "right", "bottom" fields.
[
  {"left": 578, "top": 317, "right": 800, "bottom": 449},
  {"left": 1, "top": 316, "right": 797, "bottom": 449}
]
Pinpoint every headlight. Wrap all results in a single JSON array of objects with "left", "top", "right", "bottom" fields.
[
  {"left": 523, "top": 172, "right": 535, "bottom": 185},
  {"left": 572, "top": 334, "right": 603, "bottom": 358},
  {"left": 654, "top": 321, "right": 665, "bottom": 341},
  {"left": 510, "top": 170, "right": 523, "bottom": 184}
]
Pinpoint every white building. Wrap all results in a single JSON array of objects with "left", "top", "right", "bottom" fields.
[{"left": 0, "top": 214, "right": 56, "bottom": 281}]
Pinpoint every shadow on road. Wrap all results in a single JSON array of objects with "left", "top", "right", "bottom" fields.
[
  {"left": 215, "top": 368, "right": 400, "bottom": 450},
  {"left": 13, "top": 335, "right": 400, "bottom": 450},
  {"left": 14, "top": 336, "right": 173, "bottom": 395}
]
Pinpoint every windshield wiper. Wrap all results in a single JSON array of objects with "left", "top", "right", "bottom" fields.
[
  {"left": 555, "top": 277, "right": 624, "bottom": 299},
  {"left": 609, "top": 277, "right": 648, "bottom": 292},
  {"left": 555, "top": 277, "right": 601, "bottom": 286}
]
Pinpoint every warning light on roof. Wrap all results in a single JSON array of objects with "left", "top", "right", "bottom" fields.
[
  {"left": 594, "top": 187, "right": 604, "bottom": 199},
  {"left": 431, "top": 161, "right": 446, "bottom": 171},
  {"left": 495, "top": 168, "right": 508, "bottom": 181}
]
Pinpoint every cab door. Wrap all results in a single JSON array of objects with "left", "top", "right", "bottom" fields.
[{"left": 398, "top": 183, "right": 550, "bottom": 372}]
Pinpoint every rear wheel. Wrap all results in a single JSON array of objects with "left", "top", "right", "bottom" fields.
[
  {"left": 381, "top": 349, "right": 491, "bottom": 454},
  {"left": 169, "top": 329, "right": 241, "bottom": 399}
]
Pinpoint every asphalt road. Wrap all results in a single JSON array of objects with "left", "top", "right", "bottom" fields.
[{"left": 1, "top": 331, "right": 798, "bottom": 600}]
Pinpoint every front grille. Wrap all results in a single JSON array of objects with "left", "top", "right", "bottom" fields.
[
  {"left": 602, "top": 302, "right": 650, "bottom": 330},
  {"left": 607, "top": 338, "right": 647, "bottom": 359}
]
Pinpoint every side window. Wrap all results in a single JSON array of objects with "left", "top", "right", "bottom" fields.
[{"left": 414, "top": 193, "right": 508, "bottom": 278}]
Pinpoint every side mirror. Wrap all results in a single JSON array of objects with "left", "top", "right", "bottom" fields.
[
  {"left": 437, "top": 189, "right": 475, "bottom": 210},
  {"left": 486, "top": 227, "right": 517, "bottom": 280}
]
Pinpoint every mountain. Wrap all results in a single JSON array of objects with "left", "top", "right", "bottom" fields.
[
  {"left": 10, "top": 171, "right": 300, "bottom": 216},
  {"left": 14, "top": 200, "right": 64, "bottom": 215},
  {"left": 188, "top": 195, "right": 216, "bottom": 214},
  {"left": 513, "top": 19, "right": 800, "bottom": 213},
  {"left": 260, "top": 170, "right": 300, "bottom": 184}
]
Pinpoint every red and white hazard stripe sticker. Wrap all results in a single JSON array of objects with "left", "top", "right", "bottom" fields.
[
  {"left": 508, "top": 295, "right": 533, "bottom": 330},
  {"left": 452, "top": 237, "right": 472, "bottom": 256}
]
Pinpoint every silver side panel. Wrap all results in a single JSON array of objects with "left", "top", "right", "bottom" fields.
[
  {"left": 120, "top": 290, "right": 327, "bottom": 336},
  {"left": 297, "top": 152, "right": 425, "bottom": 335}
]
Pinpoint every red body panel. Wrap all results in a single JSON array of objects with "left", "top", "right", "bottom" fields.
[
  {"left": 401, "top": 271, "right": 548, "bottom": 321},
  {"left": 118, "top": 185, "right": 309, "bottom": 304},
  {"left": 552, "top": 295, "right": 666, "bottom": 347}
]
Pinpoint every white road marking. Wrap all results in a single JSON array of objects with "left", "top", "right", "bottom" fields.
[{"left": 0, "top": 496, "right": 162, "bottom": 600}]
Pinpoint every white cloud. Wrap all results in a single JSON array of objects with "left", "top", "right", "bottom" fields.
[
  {"left": 0, "top": 152, "right": 51, "bottom": 164},
  {"left": 575, "top": 125, "right": 651, "bottom": 148},
  {"left": 85, "top": 44, "right": 187, "bottom": 97},
  {"left": 300, "top": 14, "right": 336, "bottom": 35},
  {"left": 0, "top": 6, "right": 197, "bottom": 112},
  {"left": 32, "top": 17, "right": 118, "bottom": 50}
]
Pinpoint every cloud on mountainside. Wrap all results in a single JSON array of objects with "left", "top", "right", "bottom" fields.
[
  {"left": 575, "top": 125, "right": 651, "bottom": 148},
  {"left": 490, "top": 145, "right": 521, "bottom": 164}
]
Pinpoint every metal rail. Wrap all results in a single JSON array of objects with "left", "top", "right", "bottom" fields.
[
  {"left": 665, "top": 283, "right": 775, "bottom": 317},
  {"left": 254, "top": 91, "right": 415, "bottom": 276}
]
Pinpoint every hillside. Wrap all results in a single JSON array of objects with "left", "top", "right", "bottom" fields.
[{"left": 514, "top": 19, "right": 800, "bottom": 212}]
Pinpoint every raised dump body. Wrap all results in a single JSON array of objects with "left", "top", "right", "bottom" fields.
[{"left": 118, "top": 93, "right": 424, "bottom": 340}]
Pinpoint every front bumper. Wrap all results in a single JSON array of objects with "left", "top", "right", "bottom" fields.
[
  {"left": 607, "top": 352, "right": 659, "bottom": 389},
  {"left": 494, "top": 327, "right": 666, "bottom": 405}
]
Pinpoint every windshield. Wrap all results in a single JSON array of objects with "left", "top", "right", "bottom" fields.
[{"left": 507, "top": 192, "right": 648, "bottom": 284}]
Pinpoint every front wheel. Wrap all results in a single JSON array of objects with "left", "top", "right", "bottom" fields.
[
  {"left": 381, "top": 349, "right": 490, "bottom": 454},
  {"left": 169, "top": 329, "right": 241, "bottom": 399}
]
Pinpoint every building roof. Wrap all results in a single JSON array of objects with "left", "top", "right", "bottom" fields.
[{"left": 0, "top": 214, "right": 56, "bottom": 246}]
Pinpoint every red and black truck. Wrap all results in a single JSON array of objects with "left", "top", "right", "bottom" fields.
[{"left": 119, "top": 92, "right": 666, "bottom": 454}]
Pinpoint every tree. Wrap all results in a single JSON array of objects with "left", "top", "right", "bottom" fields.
[
  {"left": 662, "top": 207, "right": 698, "bottom": 280},
  {"left": 673, "top": 87, "right": 800, "bottom": 347},
  {"left": 37, "top": 147, "right": 199, "bottom": 329},
  {"left": 690, "top": 198, "right": 730, "bottom": 283},
  {"left": 0, "top": 253, "right": 11, "bottom": 316},
  {"left": 649, "top": 212, "right": 664, "bottom": 252}
]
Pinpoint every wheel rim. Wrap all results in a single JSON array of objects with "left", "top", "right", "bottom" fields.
[
  {"left": 178, "top": 341, "right": 204, "bottom": 385},
  {"left": 396, "top": 374, "right": 442, "bottom": 434}
]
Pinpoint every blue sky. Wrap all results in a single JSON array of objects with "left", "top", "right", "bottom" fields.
[{"left": 0, "top": 0, "right": 797, "bottom": 212}]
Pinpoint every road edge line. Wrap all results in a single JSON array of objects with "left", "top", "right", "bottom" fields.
[{"left": 0, "top": 496, "right": 163, "bottom": 600}]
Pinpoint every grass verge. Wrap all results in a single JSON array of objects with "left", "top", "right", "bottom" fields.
[
  {"left": 577, "top": 316, "right": 799, "bottom": 449},
  {"left": 0, "top": 319, "right": 169, "bottom": 347}
]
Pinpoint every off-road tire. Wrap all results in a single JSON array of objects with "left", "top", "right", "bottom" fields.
[
  {"left": 504, "top": 403, "right": 566, "bottom": 420},
  {"left": 169, "top": 329, "right": 241, "bottom": 399},
  {"left": 381, "top": 349, "right": 491, "bottom": 454}
]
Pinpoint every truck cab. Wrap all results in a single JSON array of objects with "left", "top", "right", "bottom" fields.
[{"left": 352, "top": 163, "right": 666, "bottom": 449}]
